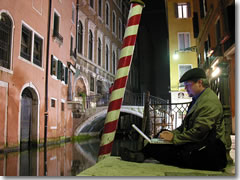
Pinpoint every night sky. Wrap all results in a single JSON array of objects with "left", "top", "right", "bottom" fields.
[{"left": 134, "top": 0, "right": 170, "bottom": 100}]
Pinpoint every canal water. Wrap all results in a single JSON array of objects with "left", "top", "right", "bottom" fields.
[{"left": 0, "top": 136, "right": 139, "bottom": 176}]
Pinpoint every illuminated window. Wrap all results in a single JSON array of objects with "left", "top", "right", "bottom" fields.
[{"left": 175, "top": 3, "right": 191, "bottom": 19}]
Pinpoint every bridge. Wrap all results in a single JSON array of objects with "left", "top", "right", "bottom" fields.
[{"left": 69, "top": 92, "right": 189, "bottom": 137}]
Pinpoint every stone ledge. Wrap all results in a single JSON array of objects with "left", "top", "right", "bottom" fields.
[{"left": 77, "top": 156, "right": 234, "bottom": 176}]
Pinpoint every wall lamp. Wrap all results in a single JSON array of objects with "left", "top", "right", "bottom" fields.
[
  {"left": 173, "top": 46, "right": 197, "bottom": 60},
  {"left": 211, "top": 67, "right": 221, "bottom": 78}
]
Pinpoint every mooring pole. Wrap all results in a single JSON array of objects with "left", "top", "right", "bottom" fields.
[{"left": 98, "top": 0, "right": 145, "bottom": 162}]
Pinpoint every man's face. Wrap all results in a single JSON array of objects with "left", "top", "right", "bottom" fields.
[{"left": 184, "top": 80, "right": 202, "bottom": 97}]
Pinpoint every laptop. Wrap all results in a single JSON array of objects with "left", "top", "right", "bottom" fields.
[{"left": 132, "top": 124, "right": 173, "bottom": 144}]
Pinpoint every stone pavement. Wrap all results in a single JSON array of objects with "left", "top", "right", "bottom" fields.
[{"left": 77, "top": 135, "right": 236, "bottom": 176}]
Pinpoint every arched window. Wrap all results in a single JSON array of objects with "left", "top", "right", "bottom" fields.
[
  {"left": 90, "top": 0, "right": 94, "bottom": 9},
  {"left": 112, "top": 11, "right": 116, "bottom": 33},
  {"left": 0, "top": 12, "right": 12, "bottom": 69},
  {"left": 98, "top": 0, "right": 102, "bottom": 17},
  {"left": 77, "top": 21, "right": 83, "bottom": 54},
  {"left": 88, "top": 30, "right": 93, "bottom": 60},
  {"left": 118, "top": 19, "right": 122, "bottom": 40},
  {"left": 112, "top": 51, "right": 116, "bottom": 74},
  {"left": 105, "top": 3, "right": 109, "bottom": 26},
  {"left": 105, "top": 45, "right": 109, "bottom": 71},
  {"left": 98, "top": 38, "right": 101, "bottom": 66}
]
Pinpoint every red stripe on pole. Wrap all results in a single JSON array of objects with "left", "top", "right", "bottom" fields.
[
  {"left": 103, "top": 120, "right": 118, "bottom": 134},
  {"left": 112, "top": 76, "right": 128, "bottom": 90},
  {"left": 108, "top": 98, "right": 123, "bottom": 112},
  {"left": 132, "top": 3, "right": 139, "bottom": 8},
  {"left": 98, "top": 141, "right": 114, "bottom": 156},
  {"left": 98, "top": 1, "right": 144, "bottom": 162},
  {"left": 122, "top": 35, "right": 137, "bottom": 48},
  {"left": 127, "top": 14, "right": 142, "bottom": 27},
  {"left": 118, "top": 56, "right": 132, "bottom": 69}
]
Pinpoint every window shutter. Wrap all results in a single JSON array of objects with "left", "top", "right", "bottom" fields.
[
  {"left": 50, "top": 55, "right": 54, "bottom": 75},
  {"left": 193, "top": 12, "right": 199, "bottom": 38},
  {"left": 174, "top": 3, "right": 178, "bottom": 18},
  {"left": 65, "top": 67, "right": 68, "bottom": 84},
  {"left": 57, "top": 60, "right": 62, "bottom": 80},
  {"left": 187, "top": 2, "right": 191, "bottom": 18},
  {"left": 61, "top": 63, "right": 64, "bottom": 81}
]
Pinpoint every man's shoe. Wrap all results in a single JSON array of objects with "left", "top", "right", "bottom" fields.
[{"left": 120, "top": 148, "right": 144, "bottom": 163}]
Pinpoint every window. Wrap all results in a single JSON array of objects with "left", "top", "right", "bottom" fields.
[
  {"left": 51, "top": 99, "right": 56, "bottom": 108},
  {"left": 98, "top": 38, "right": 102, "bottom": 66},
  {"left": 178, "top": 32, "right": 190, "bottom": 51},
  {"left": 21, "top": 25, "right": 32, "bottom": 61},
  {"left": 51, "top": 55, "right": 68, "bottom": 84},
  {"left": 106, "top": 45, "right": 109, "bottom": 71},
  {"left": 90, "top": 0, "right": 94, "bottom": 9},
  {"left": 118, "top": 19, "right": 122, "bottom": 40},
  {"left": 53, "top": 12, "right": 63, "bottom": 43},
  {"left": 112, "top": 11, "right": 116, "bottom": 34},
  {"left": 179, "top": 65, "right": 192, "bottom": 88},
  {"left": 199, "top": 0, "right": 207, "bottom": 19},
  {"left": 0, "top": 12, "right": 12, "bottom": 70},
  {"left": 20, "top": 24, "right": 43, "bottom": 67},
  {"left": 112, "top": 51, "right": 116, "bottom": 74},
  {"left": 193, "top": 12, "right": 199, "bottom": 38},
  {"left": 33, "top": 34, "right": 43, "bottom": 66},
  {"left": 51, "top": 55, "right": 57, "bottom": 76},
  {"left": 88, "top": 30, "right": 93, "bottom": 60},
  {"left": 105, "top": 3, "right": 110, "bottom": 26},
  {"left": 98, "top": 0, "right": 102, "bottom": 17},
  {"left": 175, "top": 3, "right": 191, "bottom": 18},
  {"left": 64, "top": 66, "right": 68, "bottom": 84},
  {"left": 77, "top": 21, "right": 83, "bottom": 54},
  {"left": 61, "top": 102, "right": 64, "bottom": 111},
  {"left": 72, "top": 4, "right": 75, "bottom": 23},
  {"left": 97, "top": 80, "right": 102, "bottom": 94},
  {"left": 53, "top": 12, "right": 60, "bottom": 35},
  {"left": 90, "top": 76, "right": 94, "bottom": 92},
  {"left": 72, "top": 3, "right": 75, "bottom": 23},
  {"left": 70, "top": 35, "right": 75, "bottom": 57}
]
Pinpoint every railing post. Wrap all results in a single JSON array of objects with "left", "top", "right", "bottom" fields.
[{"left": 141, "top": 91, "right": 150, "bottom": 145}]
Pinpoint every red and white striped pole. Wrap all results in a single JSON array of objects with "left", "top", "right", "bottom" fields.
[{"left": 98, "top": 0, "right": 145, "bottom": 162}]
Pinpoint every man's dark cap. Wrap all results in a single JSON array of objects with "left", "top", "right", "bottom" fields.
[{"left": 179, "top": 68, "right": 206, "bottom": 83}]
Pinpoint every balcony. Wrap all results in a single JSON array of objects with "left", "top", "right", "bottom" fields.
[{"left": 53, "top": 30, "right": 63, "bottom": 44}]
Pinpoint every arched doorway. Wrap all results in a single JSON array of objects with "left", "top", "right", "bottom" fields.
[
  {"left": 75, "top": 78, "right": 87, "bottom": 97},
  {"left": 74, "top": 77, "right": 88, "bottom": 110},
  {"left": 20, "top": 87, "right": 38, "bottom": 150}
]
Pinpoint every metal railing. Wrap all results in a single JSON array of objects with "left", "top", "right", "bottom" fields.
[
  {"left": 148, "top": 102, "right": 190, "bottom": 137},
  {"left": 84, "top": 92, "right": 167, "bottom": 108}
]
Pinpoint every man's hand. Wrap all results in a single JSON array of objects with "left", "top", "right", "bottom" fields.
[{"left": 159, "top": 131, "right": 173, "bottom": 141}]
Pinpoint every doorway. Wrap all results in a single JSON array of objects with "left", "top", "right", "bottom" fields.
[{"left": 20, "top": 87, "right": 38, "bottom": 150}]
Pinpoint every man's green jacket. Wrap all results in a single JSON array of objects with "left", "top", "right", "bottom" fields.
[{"left": 172, "top": 88, "right": 226, "bottom": 146}]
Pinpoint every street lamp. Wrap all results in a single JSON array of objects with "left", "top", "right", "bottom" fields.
[{"left": 173, "top": 52, "right": 179, "bottom": 60}]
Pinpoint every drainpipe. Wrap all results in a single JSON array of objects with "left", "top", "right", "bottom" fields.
[{"left": 44, "top": 0, "right": 52, "bottom": 176}]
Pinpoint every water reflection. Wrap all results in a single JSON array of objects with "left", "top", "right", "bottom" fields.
[
  {"left": 0, "top": 139, "right": 101, "bottom": 176},
  {"left": 0, "top": 135, "right": 139, "bottom": 176}
]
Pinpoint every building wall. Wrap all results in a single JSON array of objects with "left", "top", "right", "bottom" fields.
[
  {"left": 74, "top": 0, "right": 129, "bottom": 97},
  {"left": 0, "top": 0, "right": 48, "bottom": 148},
  {"left": 47, "top": 0, "right": 76, "bottom": 141},
  {"left": 0, "top": 0, "right": 130, "bottom": 150},
  {"left": 167, "top": 0, "right": 198, "bottom": 103},
  {"left": 193, "top": 0, "right": 235, "bottom": 134}
]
